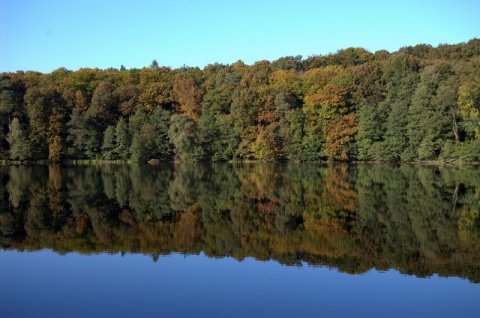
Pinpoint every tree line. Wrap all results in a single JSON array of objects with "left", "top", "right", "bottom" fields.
[
  {"left": 1, "top": 163, "right": 479, "bottom": 281},
  {"left": 1, "top": 39, "right": 480, "bottom": 162}
]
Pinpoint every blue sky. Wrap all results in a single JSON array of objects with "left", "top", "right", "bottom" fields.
[{"left": 1, "top": 0, "right": 479, "bottom": 73}]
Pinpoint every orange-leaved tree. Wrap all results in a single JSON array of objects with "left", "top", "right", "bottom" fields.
[{"left": 304, "top": 83, "right": 357, "bottom": 160}]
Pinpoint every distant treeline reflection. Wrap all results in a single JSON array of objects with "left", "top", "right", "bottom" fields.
[{"left": 1, "top": 163, "right": 479, "bottom": 282}]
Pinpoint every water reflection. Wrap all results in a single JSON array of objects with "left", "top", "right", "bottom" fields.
[{"left": 1, "top": 163, "right": 479, "bottom": 282}]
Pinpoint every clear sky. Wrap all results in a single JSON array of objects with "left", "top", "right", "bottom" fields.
[{"left": 1, "top": 0, "right": 479, "bottom": 73}]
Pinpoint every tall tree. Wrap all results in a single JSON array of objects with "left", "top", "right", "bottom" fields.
[
  {"left": 0, "top": 79, "right": 17, "bottom": 156},
  {"left": 356, "top": 99, "right": 382, "bottom": 160},
  {"left": 6, "top": 118, "right": 30, "bottom": 160},
  {"left": 377, "top": 54, "right": 420, "bottom": 161},
  {"left": 149, "top": 107, "right": 171, "bottom": 159},
  {"left": 115, "top": 117, "right": 130, "bottom": 160},
  {"left": 102, "top": 125, "right": 116, "bottom": 160},
  {"left": 66, "top": 108, "right": 87, "bottom": 158},
  {"left": 304, "top": 83, "right": 357, "bottom": 160},
  {"left": 407, "top": 65, "right": 452, "bottom": 160},
  {"left": 130, "top": 133, "right": 147, "bottom": 162},
  {"left": 24, "top": 87, "right": 49, "bottom": 159}
]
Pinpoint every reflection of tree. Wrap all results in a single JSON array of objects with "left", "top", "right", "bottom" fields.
[
  {"left": 173, "top": 203, "right": 204, "bottom": 251},
  {"left": 168, "top": 163, "right": 202, "bottom": 211},
  {"left": 1, "top": 163, "right": 479, "bottom": 282},
  {"left": 6, "top": 166, "right": 33, "bottom": 208},
  {"left": 355, "top": 164, "right": 480, "bottom": 278},
  {"left": 66, "top": 166, "right": 104, "bottom": 216}
]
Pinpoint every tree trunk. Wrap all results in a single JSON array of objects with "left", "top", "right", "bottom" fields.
[{"left": 451, "top": 106, "right": 459, "bottom": 144}]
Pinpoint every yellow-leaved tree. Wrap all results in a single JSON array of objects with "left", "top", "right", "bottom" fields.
[{"left": 304, "top": 83, "right": 358, "bottom": 160}]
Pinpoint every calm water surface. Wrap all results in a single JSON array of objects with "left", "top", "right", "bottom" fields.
[{"left": 0, "top": 163, "right": 479, "bottom": 317}]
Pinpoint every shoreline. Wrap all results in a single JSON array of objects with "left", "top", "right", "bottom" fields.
[{"left": 1, "top": 159, "right": 479, "bottom": 166}]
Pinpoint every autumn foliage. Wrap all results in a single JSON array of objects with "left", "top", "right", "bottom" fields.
[{"left": 1, "top": 39, "right": 480, "bottom": 162}]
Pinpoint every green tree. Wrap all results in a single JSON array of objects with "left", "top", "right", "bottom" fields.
[
  {"left": 24, "top": 87, "right": 49, "bottom": 159},
  {"left": 102, "top": 125, "right": 116, "bottom": 160},
  {"left": 130, "top": 133, "right": 147, "bottom": 162},
  {"left": 377, "top": 54, "right": 419, "bottom": 161},
  {"left": 407, "top": 65, "right": 452, "bottom": 160},
  {"left": 115, "top": 117, "right": 130, "bottom": 160},
  {"left": 201, "top": 66, "right": 240, "bottom": 116},
  {"left": 66, "top": 109, "right": 87, "bottom": 158},
  {"left": 6, "top": 118, "right": 30, "bottom": 160},
  {"left": 284, "top": 108, "right": 305, "bottom": 160},
  {"left": 198, "top": 114, "right": 238, "bottom": 161},
  {"left": 149, "top": 107, "right": 171, "bottom": 159},
  {"left": 150, "top": 59, "right": 160, "bottom": 69},
  {"left": 197, "top": 114, "right": 217, "bottom": 160},
  {"left": 0, "top": 80, "right": 17, "bottom": 156},
  {"left": 356, "top": 99, "right": 382, "bottom": 160},
  {"left": 270, "top": 55, "right": 303, "bottom": 72},
  {"left": 168, "top": 113, "right": 202, "bottom": 161}
]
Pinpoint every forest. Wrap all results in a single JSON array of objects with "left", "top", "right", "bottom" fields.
[
  {"left": 1, "top": 39, "right": 480, "bottom": 162},
  {"left": 1, "top": 163, "right": 479, "bottom": 282}
]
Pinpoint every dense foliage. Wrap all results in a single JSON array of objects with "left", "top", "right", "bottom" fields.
[
  {"left": 1, "top": 39, "right": 480, "bottom": 162},
  {"left": 1, "top": 163, "right": 479, "bottom": 282}
]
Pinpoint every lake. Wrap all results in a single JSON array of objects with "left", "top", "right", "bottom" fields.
[{"left": 0, "top": 163, "right": 479, "bottom": 317}]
